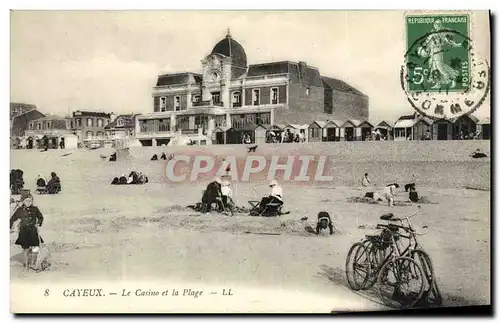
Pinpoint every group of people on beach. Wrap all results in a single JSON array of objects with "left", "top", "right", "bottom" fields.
[
  {"left": 361, "top": 173, "right": 419, "bottom": 207},
  {"left": 266, "top": 129, "right": 305, "bottom": 144},
  {"left": 36, "top": 172, "right": 62, "bottom": 195},
  {"left": 199, "top": 177, "right": 284, "bottom": 216}
]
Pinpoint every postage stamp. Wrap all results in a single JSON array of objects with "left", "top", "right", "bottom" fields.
[{"left": 402, "top": 14, "right": 490, "bottom": 120}]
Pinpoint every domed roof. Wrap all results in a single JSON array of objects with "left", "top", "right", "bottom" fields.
[{"left": 211, "top": 30, "right": 248, "bottom": 68}]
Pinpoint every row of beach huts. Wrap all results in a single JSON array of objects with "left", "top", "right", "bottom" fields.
[{"left": 210, "top": 113, "right": 491, "bottom": 145}]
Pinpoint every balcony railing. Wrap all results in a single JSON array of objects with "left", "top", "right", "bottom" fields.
[
  {"left": 193, "top": 100, "right": 211, "bottom": 107},
  {"left": 245, "top": 73, "right": 289, "bottom": 81},
  {"left": 192, "top": 100, "right": 223, "bottom": 107}
]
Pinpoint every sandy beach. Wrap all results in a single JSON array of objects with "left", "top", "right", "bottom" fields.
[{"left": 10, "top": 141, "right": 491, "bottom": 312}]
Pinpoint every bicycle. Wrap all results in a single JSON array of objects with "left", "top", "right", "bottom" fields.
[{"left": 346, "top": 205, "right": 442, "bottom": 308}]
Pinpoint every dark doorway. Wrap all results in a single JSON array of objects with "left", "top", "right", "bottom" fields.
[
  {"left": 361, "top": 127, "right": 372, "bottom": 141},
  {"left": 226, "top": 129, "right": 239, "bottom": 144},
  {"left": 326, "top": 128, "right": 336, "bottom": 142},
  {"left": 27, "top": 138, "right": 33, "bottom": 149},
  {"left": 437, "top": 124, "right": 448, "bottom": 140},
  {"left": 345, "top": 127, "right": 354, "bottom": 141},
  {"left": 483, "top": 125, "right": 491, "bottom": 140},
  {"left": 59, "top": 138, "right": 65, "bottom": 149},
  {"left": 215, "top": 132, "right": 225, "bottom": 144}
]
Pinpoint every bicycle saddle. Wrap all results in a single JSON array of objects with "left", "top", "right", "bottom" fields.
[{"left": 379, "top": 213, "right": 395, "bottom": 220}]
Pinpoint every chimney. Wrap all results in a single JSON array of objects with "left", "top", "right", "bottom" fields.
[{"left": 298, "top": 61, "right": 307, "bottom": 83}]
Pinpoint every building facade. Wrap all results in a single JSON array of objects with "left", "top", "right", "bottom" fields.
[
  {"left": 104, "top": 114, "right": 137, "bottom": 140},
  {"left": 10, "top": 108, "right": 45, "bottom": 138},
  {"left": 67, "top": 110, "right": 112, "bottom": 146},
  {"left": 24, "top": 116, "right": 77, "bottom": 149},
  {"left": 135, "top": 30, "right": 369, "bottom": 146}
]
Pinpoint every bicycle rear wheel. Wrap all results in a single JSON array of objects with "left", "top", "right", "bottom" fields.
[
  {"left": 376, "top": 256, "right": 425, "bottom": 309},
  {"left": 411, "top": 249, "right": 443, "bottom": 307},
  {"left": 346, "top": 242, "right": 371, "bottom": 291}
]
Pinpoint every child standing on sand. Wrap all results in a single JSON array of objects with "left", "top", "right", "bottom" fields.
[{"left": 10, "top": 195, "right": 44, "bottom": 271}]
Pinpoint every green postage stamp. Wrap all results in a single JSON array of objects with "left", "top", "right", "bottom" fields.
[{"left": 405, "top": 15, "right": 470, "bottom": 93}]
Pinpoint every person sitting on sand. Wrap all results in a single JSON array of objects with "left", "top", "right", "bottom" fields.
[
  {"left": 151, "top": 154, "right": 158, "bottom": 161},
  {"left": 471, "top": 149, "right": 487, "bottom": 159},
  {"left": 160, "top": 152, "right": 167, "bottom": 160},
  {"left": 137, "top": 172, "right": 148, "bottom": 184},
  {"left": 118, "top": 174, "right": 128, "bottom": 185},
  {"left": 221, "top": 180, "right": 233, "bottom": 207},
  {"left": 361, "top": 173, "right": 371, "bottom": 187},
  {"left": 316, "top": 211, "right": 334, "bottom": 235},
  {"left": 128, "top": 171, "right": 139, "bottom": 184},
  {"left": 257, "top": 180, "right": 283, "bottom": 213},
  {"left": 36, "top": 175, "right": 46, "bottom": 194},
  {"left": 46, "top": 172, "right": 61, "bottom": 194},
  {"left": 10, "top": 195, "right": 44, "bottom": 271},
  {"left": 409, "top": 186, "right": 419, "bottom": 203},
  {"left": 201, "top": 178, "right": 224, "bottom": 213}
]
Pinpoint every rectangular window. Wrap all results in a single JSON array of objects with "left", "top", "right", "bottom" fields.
[
  {"left": 232, "top": 92, "right": 241, "bottom": 107},
  {"left": 160, "top": 97, "right": 167, "bottom": 112},
  {"left": 192, "top": 95, "right": 201, "bottom": 103},
  {"left": 37, "top": 123, "right": 41, "bottom": 130},
  {"left": 174, "top": 96, "right": 181, "bottom": 111},
  {"left": 306, "top": 87, "right": 310, "bottom": 96},
  {"left": 195, "top": 115, "right": 209, "bottom": 133},
  {"left": 86, "top": 131, "right": 93, "bottom": 139},
  {"left": 158, "top": 119, "right": 171, "bottom": 132},
  {"left": 252, "top": 89, "right": 260, "bottom": 106},
  {"left": 212, "top": 92, "right": 221, "bottom": 104},
  {"left": 257, "top": 113, "right": 270, "bottom": 125},
  {"left": 311, "top": 128, "right": 320, "bottom": 138},
  {"left": 97, "top": 119, "right": 103, "bottom": 127},
  {"left": 271, "top": 88, "right": 279, "bottom": 104},
  {"left": 29, "top": 123, "right": 33, "bottom": 130},
  {"left": 76, "top": 119, "right": 81, "bottom": 127},
  {"left": 215, "top": 115, "right": 226, "bottom": 128},
  {"left": 87, "top": 118, "right": 93, "bottom": 127}
]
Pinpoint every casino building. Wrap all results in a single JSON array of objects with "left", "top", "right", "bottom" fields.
[{"left": 135, "top": 30, "right": 369, "bottom": 146}]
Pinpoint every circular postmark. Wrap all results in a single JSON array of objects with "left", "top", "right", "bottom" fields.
[{"left": 401, "top": 19, "right": 490, "bottom": 121}]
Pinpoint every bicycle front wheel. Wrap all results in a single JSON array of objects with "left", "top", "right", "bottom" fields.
[
  {"left": 345, "top": 242, "right": 371, "bottom": 291},
  {"left": 376, "top": 256, "right": 425, "bottom": 309}
]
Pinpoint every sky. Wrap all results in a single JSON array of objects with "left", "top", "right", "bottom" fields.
[{"left": 10, "top": 10, "right": 491, "bottom": 123}]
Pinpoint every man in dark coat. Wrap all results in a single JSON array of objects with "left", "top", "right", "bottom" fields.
[{"left": 201, "top": 178, "right": 223, "bottom": 213}]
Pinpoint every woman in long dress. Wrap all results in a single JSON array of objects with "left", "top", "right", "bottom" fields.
[{"left": 418, "top": 20, "right": 463, "bottom": 89}]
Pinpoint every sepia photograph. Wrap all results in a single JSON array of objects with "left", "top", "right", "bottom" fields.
[{"left": 9, "top": 9, "right": 491, "bottom": 314}]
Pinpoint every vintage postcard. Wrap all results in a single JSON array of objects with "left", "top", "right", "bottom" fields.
[{"left": 9, "top": 10, "right": 491, "bottom": 314}]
